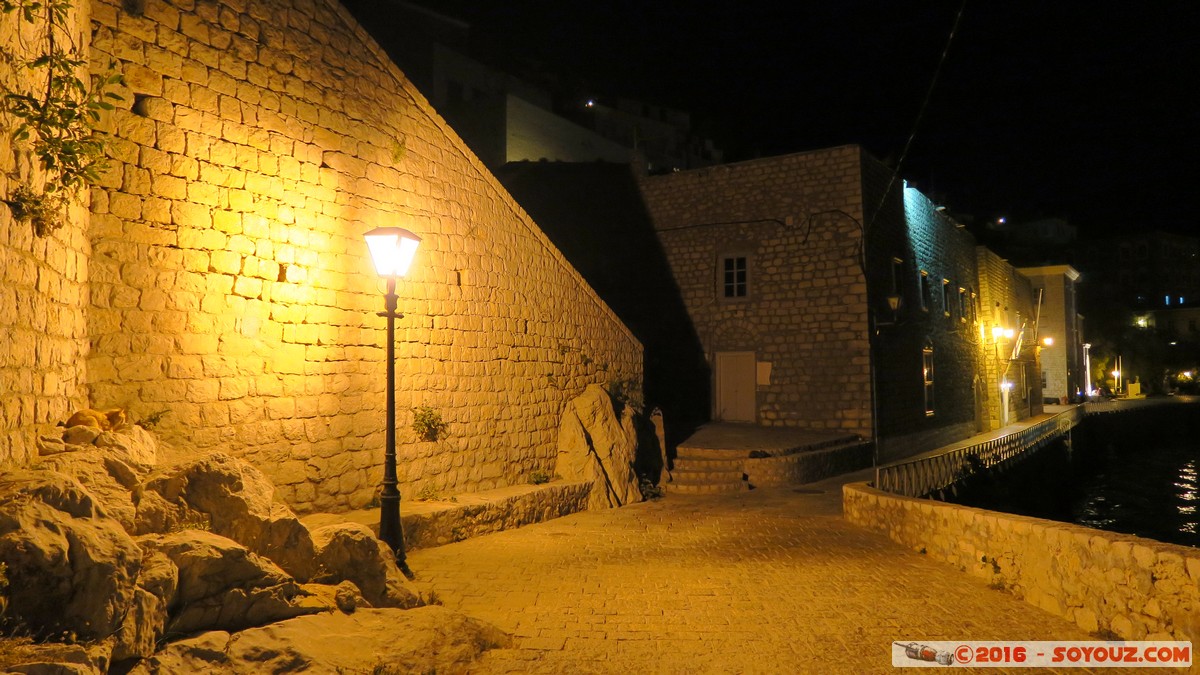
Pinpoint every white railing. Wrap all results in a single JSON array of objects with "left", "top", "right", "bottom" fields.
[{"left": 874, "top": 407, "right": 1083, "bottom": 498}]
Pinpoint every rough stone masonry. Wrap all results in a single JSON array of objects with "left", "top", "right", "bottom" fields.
[{"left": 0, "top": 0, "right": 642, "bottom": 513}]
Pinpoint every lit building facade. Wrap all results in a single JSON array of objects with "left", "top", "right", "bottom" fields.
[{"left": 1017, "top": 265, "right": 1083, "bottom": 403}]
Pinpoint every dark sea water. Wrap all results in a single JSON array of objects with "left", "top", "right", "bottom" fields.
[{"left": 950, "top": 405, "right": 1200, "bottom": 549}]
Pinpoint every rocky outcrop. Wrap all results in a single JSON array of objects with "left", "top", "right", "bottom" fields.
[
  {"left": 0, "top": 470, "right": 142, "bottom": 641},
  {"left": 132, "top": 607, "right": 511, "bottom": 675},
  {"left": 134, "top": 453, "right": 317, "bottom": 581},
  {"left": 309, "top": 523, "right": 420, "bottom": 609},
  {"left": 554, "top": 384, "right": 642, "bottom": 509},
  {"left": 140, "top": 531, "right": 319, "bottom": 637},
  {"left": 0, "top": 427, "right": 511, "bottom": 674}
]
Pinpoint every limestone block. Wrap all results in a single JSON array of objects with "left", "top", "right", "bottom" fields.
[
  {"left": 141, "top": 607, "right": 509, "bottom": 675},
  {"left": 139, "top": 530, "right": 317, "bottom": 636},
  {"left": 309, "top": 522, "right": 420, "bottom": 609},
  {"left": 0, "top": 470, "right": 142, "bottom": 640},
  {"left": 553, "top": 384, "right": 640, "bottom": 509},
  {"left": 135, "top": 452, "right": 317, "bottom": 581},
  {"left": 113, "top": 548, "right": 178, "bottom": 661}
]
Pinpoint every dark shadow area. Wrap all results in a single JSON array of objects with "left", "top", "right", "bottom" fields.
[
  {"left": 948, "top": 405, "right": 1200, "bottom": 549},
  {"left": 494, "top": 161, "right": 711, "bottom": 453}
]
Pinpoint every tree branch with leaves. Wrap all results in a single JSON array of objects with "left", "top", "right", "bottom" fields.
[{"left": 2, "top": 0, "right": 123, "bottom": 236}]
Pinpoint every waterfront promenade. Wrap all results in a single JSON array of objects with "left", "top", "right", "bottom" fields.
[{"left": 407, "top": 412, "right": 1105, "bottom": 673}]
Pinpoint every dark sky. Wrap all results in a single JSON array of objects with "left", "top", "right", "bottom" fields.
[{"left": 404, "top": 1, "right": 1197, "bottom": 238}]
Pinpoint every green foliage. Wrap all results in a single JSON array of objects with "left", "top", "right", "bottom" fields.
[
  {"left": 1, "top": 0, "right": 124, "bottom": 235},
  {"left": 605, "top": 377, "right": 644, "bottom": 413},
  {"left": 136, "top": 409, "right": 171, "bottom": 430},
  {"left": 0, "top": 561, "right": 8, "bottom": 595},
  {"left": 638, "top": 478, "right": 664, "bottom": 501},
  {"left": 415, "top": 484, "right": 441, "bottom": 501},
  {"left": 411, "top": 406, "right": 447, "bottom": 442},
  {"left": 528, "top": 470, "right": 551, "bottom": 485}
]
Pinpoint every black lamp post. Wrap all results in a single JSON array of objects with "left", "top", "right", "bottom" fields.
[{"left": 363, "top": 226, "right": 421, "bottom": 579}]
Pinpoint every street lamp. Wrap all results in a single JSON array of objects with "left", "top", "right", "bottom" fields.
[{"left": 364, "top": 226, "right": 421, "bottom": 579}]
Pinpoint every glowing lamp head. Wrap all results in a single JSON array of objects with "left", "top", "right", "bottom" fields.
[
  {"left": 1042, "top": 337, "right": 1054, "bottom": 347},
  {"left": 1001, "top": 380, "right": 1013, "bottom": 391},
  {"left": 991, "top": 326, "right": 1004, "bottom": 340},
  {"left": 1112, "top": 370, "right": 1121, "bottom": 378},
  {"left": 364, "top": 226, "right": 421, "bottom": 277}
]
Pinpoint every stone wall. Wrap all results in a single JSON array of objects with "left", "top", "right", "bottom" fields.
[
  {"left": 977, "top": 247, "right": 1043, "bottom": 427},
  {"left": 844, "top": 482, "right": 1200, "bottom": 641},
  {"left": 638, "top": 146, "right": 872, "bottom": 437},
  {"left": 0, "top": 1, "right": 94, "bottom": 465},
  {"left": 74, "top": 0, "right": 640, "bottom": 512},
  {"left": 868, "top": 174, "right": 984, "bottom": 460}
]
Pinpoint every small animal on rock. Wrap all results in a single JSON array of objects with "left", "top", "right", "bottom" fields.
[{"left": 62, "top": 408, "right": 127, "bottom": 431}]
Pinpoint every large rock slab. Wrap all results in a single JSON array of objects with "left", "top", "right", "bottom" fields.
[
  {"left": 309, "top": 522, "right": 420, "bottom": 608},
  {"left": 133, "top": 607, "right": 510, "bottom": 674},
  {"left": 0, "top": 470, "right": 142, "bottom": 641},
  {"left": 134, "top": 453, "right": 316, "bottom": 581},
  {"left": 111, "top": 548, "right": 179, "bottom": 662},
  {"left": 139, "top": 530, "right": 318, "bottom": 637},
  {"left": 37, "top": 447, "right": 142, "bottom": 532},
  {"left": 554, "top": 384, "right": 641, "bottom": 509}
]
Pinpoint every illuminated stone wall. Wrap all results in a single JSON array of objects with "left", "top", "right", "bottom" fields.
[
  {"left": 83, "top": 0, "right": 641, "bottom": 512},
  {"left": 869, "top": 170, "right": 984, "bottom": 460},
  {"left": 977, "top": 247, "right": 1043, "bottom": 428},
  {"left": 638, "top": 146, "right": 873, "bottom": 438},
  {"left": 0, "top": 3, "right": 93, "bottom": 465}
]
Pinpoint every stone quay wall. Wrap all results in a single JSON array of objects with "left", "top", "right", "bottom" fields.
[
  {"left": 844, "top": 482, "right": 1200, "bottom": 642},
  {"left": 1, "top": 0, "right": 642, "bottom": 513},
  {"left": 0, "top": 1, "right": 94, "bottom": 466},
  {"left": 638, "top": 146, "right": 872, "bottom": 438}
]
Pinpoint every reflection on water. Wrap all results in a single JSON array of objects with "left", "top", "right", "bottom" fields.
[{"left": 1071, "top": 445, "right": 1198, "bottom": 548}]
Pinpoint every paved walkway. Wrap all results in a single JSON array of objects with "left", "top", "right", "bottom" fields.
[{"left": 408, "top": 466, "right": 1096, "bottom": 673}]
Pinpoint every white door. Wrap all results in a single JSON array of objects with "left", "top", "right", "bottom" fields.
[{"left": 715, "top": 351, "right": 757, "bottom": 422}]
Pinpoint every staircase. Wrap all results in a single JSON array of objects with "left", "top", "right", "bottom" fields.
[
  {"left": 667, "top": 448, "right": 750, "bottom": 494},
  {"left": 666, "top": 432, "right": 871, "bottom": 494}
]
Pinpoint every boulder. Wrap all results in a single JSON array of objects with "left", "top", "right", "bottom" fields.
[
  {"left": 37, "top": 447, "right": 142, "bottom": 532},
  {"left": 61, "top": 425, "right": 101, "bottom": 446},
  {"left": 554, "top": 384, "right": 641, "bottom": 509},
  {"left": 0, "top": 641, "right": 113, "bottom": 675},
  {"left": 134, "top": 453, "right": 316, "bottom": 581},
  {"left": 0, "top": 470, "right": 142, "bottom": 641},
  {"left": 36, "top": 434, "right": 67, "bottom": 456},
  {"left": 309, "top": 522, "right": 421, "bottom": 609},
  {"left": 294, "top": 579, "right": 366, "bottom": 614},
  {"left": 136, "top": 607, "right": 510, "bottom": 674},
  {"left": 111, "top": 548, "right": 179, "bottom": 662},
  {"left": 139, "top": 530, "right": 319, "bottom": 637},
  {"left": 95, "top": 425, "right": 160, "bottom": 470}
]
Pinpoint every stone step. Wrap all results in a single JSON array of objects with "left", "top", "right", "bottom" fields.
[
  {"left": 675, "top": 433, "right": 861, "bottom": 460},
  {"left": 671, "top": 456, "right": 743, "bottom": 471},
  {"left": 674, "top": 446, "right": 752, "bottom": 460},
  {"left": 669, "top": 466, "right": 746, "bottom": 484},
  {"left": 666, "top": 480, "right": 748, "bottom": 495}
]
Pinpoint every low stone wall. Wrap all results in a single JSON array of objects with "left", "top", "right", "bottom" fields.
[
  {"left": 844, "top": 482, "right": 1200, "bottom": 642},
  {"left": 401, "top": 481, "right": 591, "bottom": 550},
  {"left": 745, "top": 442, "right": 871, "bottom": 488}
]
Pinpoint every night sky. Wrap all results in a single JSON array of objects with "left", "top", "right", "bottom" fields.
[{"left": 402, "top": 1, "right": 1197, "bottom": 238}]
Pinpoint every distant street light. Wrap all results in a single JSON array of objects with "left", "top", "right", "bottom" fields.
[{"left": 364, "top": 226, "right": 421, "bottom": 579}]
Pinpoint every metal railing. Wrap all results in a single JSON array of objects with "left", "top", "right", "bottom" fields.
[{"left": 874, "top": 407, "right": 1083, "bottom": 498}]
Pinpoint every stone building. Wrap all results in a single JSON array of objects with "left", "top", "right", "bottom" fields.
[
  {"left": 977, "top": 248, "right": 1045, "bottom": 427},
  {"left": 636, "top": 146, "right": 1003, "bottom": 461},
  {"left": 1, "top": 0, "right": 641, "bottom": 513},
  {"left": 1018, "top": 265, "right": 1083, "bottom": 403}
]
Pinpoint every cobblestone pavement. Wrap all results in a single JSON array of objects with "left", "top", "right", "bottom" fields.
[{"left": 408, "top": 470, "right": 1099, "bottom": 674}]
